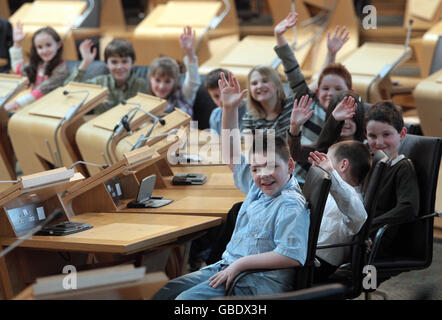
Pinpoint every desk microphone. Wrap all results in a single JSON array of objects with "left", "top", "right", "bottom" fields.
[
  {"left": 130, "top": 128, "right": 178, "bottom": 150},
  {"left": 0, "top": 209, "right": 64, "bottom": 259},
  {"left": 62, "top": 90, "right": 90, "bottom": 122},
  {"left": 69, "top": 161, "right": 109, "bottom": 170},
  {"left": 0, "top": 79, "right": 21, "bottom": 108},
  {"left": 52, "top": 89, "right": 90, "bottom": 167},
  {"left": 120, "top": 100, "right": 166, "bottom": 126}
]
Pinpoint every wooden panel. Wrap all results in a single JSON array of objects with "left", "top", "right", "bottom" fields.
[
  {"left": 0, "top": 212, "right": 222, "bottom": 254},
  {"left": 156, "top": 1, "right": 222, "bottom": 27}
]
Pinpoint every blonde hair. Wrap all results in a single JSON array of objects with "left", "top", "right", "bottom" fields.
[
  {"left": 147, "top": 57, "right": 180, "bottom": 97},
  {"left": 247, "top": 65, "right": 286, "bottom": 119}
]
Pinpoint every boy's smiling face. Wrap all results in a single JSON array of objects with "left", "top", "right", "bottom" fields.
[
  {"left": 250, "top": 152, "right": 294, "bottom": 196},
  {"left": 366, "top": 120, "right": 406, "bottom": 160},
  {"left": 106, "top": 55, "right": 133, "bottom": 85}
]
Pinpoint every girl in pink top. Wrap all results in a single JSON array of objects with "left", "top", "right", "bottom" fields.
[{"left": 5, "top": 22, "right": 69, "bottom": 111}]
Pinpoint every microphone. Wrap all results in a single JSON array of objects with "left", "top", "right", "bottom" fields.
[
  {"left": 120, "top": 100, "right": 166, "bottom": 126},
  {"left": 69, "top": 161, "right": 109, "bottom": 170},
  {"left": 0, "top": 209, "right": 64, "bottom": 259},
  {"left": 0, "top": 79, "right": 22, "bottom": 108},
  {"left": 131, "top": 128, "right": 178, "bottom": 150},
  {"left": 53, "top": 89, "right": 90, "bottom": 167},
  {"left": 62, "top": 90, "right": 90, "bottom": 122}
]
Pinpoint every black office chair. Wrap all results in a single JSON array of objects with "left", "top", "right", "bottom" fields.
[
  {"left": 366, "top": 134, "right": 442, "bottom": 298},
  {"left": 225, "top": 166, "right": 331, "bottom": 296},
  {"left": 320, "top": 152, "right": 390, "bottom": 299}
]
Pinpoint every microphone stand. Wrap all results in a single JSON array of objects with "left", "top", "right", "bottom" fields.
[{"left": 53, "top": 90, "right": 90, "bottom": 167}]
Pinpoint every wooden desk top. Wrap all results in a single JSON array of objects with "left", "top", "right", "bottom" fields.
[
  {"left": 120, "top": 188, "right": 245, "bottom": 218},
  {"left": 166, "top": 165, "right": 237, "bottom": 190},
  {"left": 0, "top": 212, "right": 221, "bottom": 255}
]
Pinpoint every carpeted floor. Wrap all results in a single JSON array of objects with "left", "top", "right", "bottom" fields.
[{"left": 355, "top": 240, "right": 442, "bottom": 300}]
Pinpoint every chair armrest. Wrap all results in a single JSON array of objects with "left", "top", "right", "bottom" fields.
[
  {"left": 225, "top": 269, "right": 271, "bottom": 296},
  {"left": 368, "top": 212, "right": 440, "bottom": 265},
  {"left": 316, "top": 240, "right": 360, "bottom": 250}
]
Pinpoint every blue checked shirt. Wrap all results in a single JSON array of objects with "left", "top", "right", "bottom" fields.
[{"left": 220, "top": 156, "right": 310, "bottom": 290}]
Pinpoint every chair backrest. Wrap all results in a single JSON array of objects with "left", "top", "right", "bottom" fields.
[
  {"left": 345, "top": 153, "right": 389, "bottom": 297},
  {"left": 399, "top": 134, "right": 442, "bottom": 217},
  {"left": 430, "top": 35, "right": 442, "bottom": 75},
  {"left": 394, "top": 134, "right": 442, "bottom": 265},
  {"left": 296, "top": 166, "right": 331, "bottom": 289}
]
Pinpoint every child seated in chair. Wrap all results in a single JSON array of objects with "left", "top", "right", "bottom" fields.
[
  {"left": 307, "top": 141, "right": 372, "bottom": 282},
  {"left": 153, "top": 72, "right": 309, "bottom": 299},
  {"left": 365, "top": 101, "right": 419, "bottom": 258},
  {"left": 206, "top": 68, "right": 247, "bottom": 135},
  {"left": 64, "top": 38, "right": 148, "bottom": 114}
]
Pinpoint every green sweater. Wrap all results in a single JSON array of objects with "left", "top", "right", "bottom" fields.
[{"left": 65, "top": 68, "right": 148, "bottom": 114}]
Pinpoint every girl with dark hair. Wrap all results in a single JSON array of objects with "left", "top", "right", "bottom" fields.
[
  {"left": 5, "top": 22, "right": 69, "bottom": 111},
  {"left": 287, "top": 91, "right": 366, "bottom": 164}
]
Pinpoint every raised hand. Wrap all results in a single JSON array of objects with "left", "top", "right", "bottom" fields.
[
  {"left": 274, "top": 12, "right": 299, "bottom": 37},
  {"left": 4, "top": 101, "right": 20, "bottom": 112},
  {"left": 332, "top": 96, "right": 357, "bottom": 122},
  {"left": 327, "top": 25, "right": 350, "bottom": 55},
  {"left": 13, "top": 22, "right": 27, "bottom": 48},
  {"left": 308, "top": 151, "right": 333, "bottom": 172},
  {"left": 219, "top": 72, "right": 248, "bottom": 110},
  {"left": 179, "top": 25, "right": 196, "bottom": 58},
  {"left": 78, "top": 39, "right": 97, "bottom": 70},
  {"left": 289, "top": 94, "right": 313, "bottom": 136}
]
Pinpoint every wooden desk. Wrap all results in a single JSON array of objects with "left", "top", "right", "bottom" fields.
[
  {"left": 413, "top": 68, "right": 442, "bottom": 138},
  {"left": 0, "top": 211, "right": 221, "bottom": 298},
  {"left": 120, "top": 188, "right": 245, "bottom": 218},
  {"left": 341, "top": 42, "right": 412, "bottom": 102},
  {"left": 133, "top": 0, "right": 239, "bottom": 65},
  {"left": 8, "top": 83, "right": 108, "bottom": 176},
  {"left": 166, "top": 164, "right": 237, "bottom": 190}
]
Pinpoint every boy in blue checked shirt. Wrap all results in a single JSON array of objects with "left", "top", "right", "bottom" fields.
[{"left": 153, "top": 72, "right": 309, "bottom": 299}]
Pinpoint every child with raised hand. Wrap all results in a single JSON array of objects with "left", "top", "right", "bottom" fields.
[
  {"left": 64, "top": 37, "right": 148, "bottom": 114},
  {"left": 5, "top": 22, "right": 69, "bottom": 111},
  {"left": 206, "top": 68, "right": 247, "bottom": 135},
  {"left": 365, "top": 101, "right": 419, "bottom": 258},
  {"left": 308, "top": 143, "right": 371, "bottom": 282},
  {"left": 287, "top": 92, "right": 364, "bottom": 163},
  {"left": 147, "top": 26, "right": 201, "bottom": 117},
  {"left": 241, "top": 12, "right": 351, "bottom": 183},
  {"left": 153, "top": 72, "right": 309, "bottom": 299}
]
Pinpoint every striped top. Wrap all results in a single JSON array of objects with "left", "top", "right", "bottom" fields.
[{"left": 243, "top": 43, "right": 326, "bottom": 184}]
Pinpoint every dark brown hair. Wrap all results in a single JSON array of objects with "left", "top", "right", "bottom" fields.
[
  {"left": 205, "top": 68, "right": 229, "bottom": 89},
  {"left": 365, "top": 100, "right": 404, "bottom": 133},
  {"left": 329, "top": 140, "right": 372, "bottom": 184},
  {"left": 326, "top": 91, "right": 366, "bottom": 142},
  {"left": 25, "top": 27, "right": 63, "bottom": 85},
  {"left": 104, "top": 38, "right": 136, "bottom": 62},
  {"left": 250, "top": 133, "right": 291, "bottom": 162}
]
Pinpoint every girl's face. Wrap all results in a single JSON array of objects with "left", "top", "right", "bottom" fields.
[
  {"left": 34, "top": 32, "right": 61, "bottom": 63},
  {"left": 150, "top": 74, "right": 175, "bottom": 99},
  {"left": 249, "top": 71, "right": 277, "bottom": 105},
  {"left": 317, "top": 75, "right": 348, "bottom": 109},
  {"left": 340, "top": 119, "right": 357, "bottom": 140}
]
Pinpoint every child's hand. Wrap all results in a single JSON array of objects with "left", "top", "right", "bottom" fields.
[
  {"left": 78, "top": 39, "right": 97, "bottom": 70},
  {"left": 13, "top": 22, "right": 27, "bottom": 48},
  {"left": 289, "top": 94, "right": 313, "bottom": 136},
  {"left": 4, "top": 101, "right": 20, "bottom": 112},
  {"left": 179, "top": 26, "right": 196, "bottom": 59},
  {"left": 332, "top": 96, "right": 357, "bottom": 122},
  {"left": 274, "top": 12, "right": 298, "bottom": 37},
  {"left": 308, "top": 151, "right": 333, "bottom": 172},
  {"left": 209, "top": 263, "right": 241, "bottom": 290},
  {"left": 219, "top": 72, "right": 248, "bottom": 110},
  {"left": 327, "top": 25, "right": 350, "bottom": 56}
]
